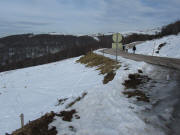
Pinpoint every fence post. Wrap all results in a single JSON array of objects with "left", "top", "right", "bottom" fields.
[
  {"left": 20, "top": 113, "right": 24, "bottom": 128},
  {"left": 152, "top": 42, "right": 156, "bottom": 56}
]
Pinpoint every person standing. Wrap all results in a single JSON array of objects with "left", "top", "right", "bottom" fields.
[
  {"left": 123, "top": 45, "right": 125, "bottom": 51},
  {"left": 133, "top": 46, "right": 136, "bottom": 54}
]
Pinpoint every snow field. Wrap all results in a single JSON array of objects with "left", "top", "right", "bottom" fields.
[{"left": 128, "top": 34, "right": 180, "bottom": 58}]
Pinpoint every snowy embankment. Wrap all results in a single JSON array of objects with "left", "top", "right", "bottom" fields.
[
  {"left": 0, "top": 57, "right": 102, "bottom": 134},
  {"left": 129, "top": 34, "right": 180, "bottom": 59},
  {"left": 1, "top": 50, "right": 168, "bottom": 135}
]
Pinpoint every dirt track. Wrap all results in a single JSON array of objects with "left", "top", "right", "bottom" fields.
[{"left": 103, "top": 48, "right": 180, "bottom": 70}]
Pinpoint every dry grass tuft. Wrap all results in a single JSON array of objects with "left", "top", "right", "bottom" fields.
[
  {"left": 77, "top": 52, "right": 120, "bottom": 84},
  {"left": 103, "top": 71, "right": 116, "bottom": 84},
  {"left": 66, "top": 92, "right": 87, "bottom": 109}
]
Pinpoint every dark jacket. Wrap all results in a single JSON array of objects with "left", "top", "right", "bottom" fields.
[{"left": 133, "top": 46, "right": 136, "bottom": 51}]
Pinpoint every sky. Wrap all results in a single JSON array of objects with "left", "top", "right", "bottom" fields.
[{"left": 0, "top": 0, "right": 180, "bottom": 36}]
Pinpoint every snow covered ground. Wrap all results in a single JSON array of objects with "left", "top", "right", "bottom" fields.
[
  {"left": 128, "top": 34, "right": 180, "bottom": 59},
  {"left": 0, "top": 50, "right": 178, "bottom": 135},
  {"left": 0, "top": 57, "right": 103, "bottom": 134}
]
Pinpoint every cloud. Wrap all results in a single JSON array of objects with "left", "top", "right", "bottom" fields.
[
  {"left": 16, "top": 21, "right": 50, "bottom": 26},
  {"left": 0, "top": 0, "right": 180, "bottom": 35}
]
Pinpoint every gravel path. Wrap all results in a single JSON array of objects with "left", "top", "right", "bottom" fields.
[{"left": 103, "top": 48, "right": 180, "bottom": 70}]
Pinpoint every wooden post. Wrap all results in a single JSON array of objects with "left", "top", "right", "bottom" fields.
[
  {"left": 152, "top": 42, "right": 156, "bottom": 56},
  {"left": 20, "top": 113, "right": 24, "bottom": 128},
  {"left": 116, "top": 33, "right": 118, "bottom": 63},
  {"left": 91, "top": 48, "right": 93, "bottom": 53}
]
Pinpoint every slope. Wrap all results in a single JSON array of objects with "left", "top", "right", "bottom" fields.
[
  {"left": 1, "top": 51, "right": 179, "bottom": 135},
  {"left": 129, "top": 34, "right": 180, "bottom": 58}
]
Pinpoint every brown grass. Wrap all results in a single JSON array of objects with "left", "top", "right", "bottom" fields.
[
  {"left": 12, "top": 112, "right": 57, "bottom": 135},
  {"left": 103, "top": 71, "right": 116, "bottom": 84},
  {"left": 66, "top": 92, "right": 87, "bottom": 109},
  {"left": 77, "top": 52, "right": 120, "bottom": 84}
]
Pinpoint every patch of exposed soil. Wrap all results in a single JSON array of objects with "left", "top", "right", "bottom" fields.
[
  {"left": 69, "top": 126, "right": 76, "bottom": 132},
  {"left": 57, "top": 109, "right": 77, "bottom": 122},
  {"left": 56, "top": 98, "right": 68, "bottom": 106},
  {"left": 138, "top": 69, "right": 143, "bottom": 73},
  {"left": 123, "top": 73, "right": 151, "bottom": 89},
  {"left": 124, "top": 68, "right": 129, "bottom": 70},
  {"left": 122, "top": 73, "right": 151, "bottom": 102},
  {"left": 155, "top": 42, "right": 166, "bottom": 54},
  {"left": 123, "top": 90, "right": 150, "bottom": 102},
  {"left": 74, "top": 114, "right": 80, "bottom": 119},
  {"left": 11, "top": 112, "right": 57, "bottom": 135}
]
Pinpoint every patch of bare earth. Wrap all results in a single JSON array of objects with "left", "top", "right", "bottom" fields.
[
  {"left": 123, "top": 73, "right": 151, "bottom": 102},
  {"left": 69, "top": 126, "right": 76, "bottom": 132},
  {"left": 155, "top": 42, "right": 166, "bottom": 54},
  {"left": 55, "top": 98, "right": 68, "bottom": 106},
  {"left": 123, "top": 73, "right": 151, "bottom": 89},
  {"left": 11, "top": 112, "right": 57, "bottom": 135},
  {"left": 76, "top": 52, "right": 120, "bottom": 84},
  {"left": 56, "top": 109, "right": 78, "bottom": 122},
  {"left": 123, "top": 90, "right": 150, "bottom": 102}
]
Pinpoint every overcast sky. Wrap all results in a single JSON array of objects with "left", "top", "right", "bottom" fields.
[{"left": 0, "top": 0, "right": 180, "bottom": 36}]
